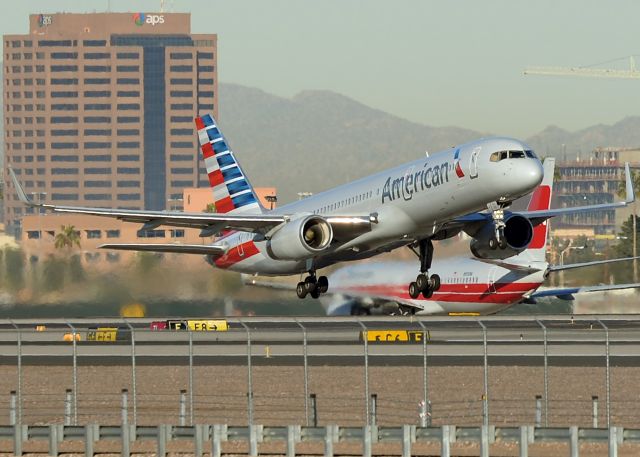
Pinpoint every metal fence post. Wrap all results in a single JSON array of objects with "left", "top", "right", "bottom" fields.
[
  {"left": 324, "top": 425, "right": 334, "bottom": 457},
  {"left": 310, "top": 393, "right": 318, "bottom": 427},
  {"left": 286, "top": 425, "right": 297, "bottom": 457},
  {"left": 402, "top": 424, "right": 411, "bottom": 457},
  {"left": 296, "top": 320, "right": 310, "bottom": 426},
  {"left": 194, "top": 423, "right": 203, "bottom": 457},
  {"left": 157, "top": 424, "right": 166, "bottom": 457},
  {"left": 188, "top": 329, "right": 194, "bottom": 426},
  {"left": 478, "top": 321, "right": 489, "bottom": 427},
  {"left": 536, "top": 320, "right": 549, "bottom": 427},
  {"left": 418, "top": 320, "right": 429, "bottom": 424},
  {"left": 370, "top": 394, "right": 377, "bottom": 426},
  {"left": 125, "top": 322, "right": 137, "bottom": 425},
  {"left": 609, "top": 426, "right": 618, "bottom": 457},
  {"left": 441, "top": 425, "right": 451, "bottom": 457},
  {"left": 363, "top": 424, "right": 372, "bottom": 457},
  {"left": 358, "top": 320, "right": 370, "bottom": 426},
  {"left": 66, "top": 323, "right": 78, "bottom": 425},
  {"left": 519, "top": 425, "right": 528, "bottom": 457},
  {"left": 593, "top": 396, "right": 599, "bottom": 428},
  {"left": 64, "top": 389, "right": 72, "bottom": 426},
  {"left": 239, "top": 321, "right": 254, "bottom": 425},
  {"left": 535, "top": 395, "right": 542, "bottom": 427},
  {"left": 570, "top": 425, "right": 578, "bottom": 457},
  {"left": 13, "top": 424, "right": 22, "bottom": 457},
  {"left": 49, "top": 424, "right": 58, "bottom": 457},
  {"left": 122, "top": 421, "right": 131, "bottom": 457},
  {"left": 10, "top": 322, "right": 22, "bottom": 425},
  {"left": 598, "top": 320, "right": 611, "bottom": 428},
  {"left": 9, "top": 391, "right": 16, "bottom": 426},
  {"left": 480, "top": 424, "right": 489, "bottom": 457},
  {"left": 121, "top": 389, "right": 128, "bottom": 425},
  {"left": 85, "top": 424, "right": 94, "bottom": 457},
  {"left": 179, "top": 390, "right": 187, "bottom": 426}
]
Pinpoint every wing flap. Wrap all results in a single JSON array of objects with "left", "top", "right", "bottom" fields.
[{"left": 99, "top": 243, "right": 227, "bottom": 255}]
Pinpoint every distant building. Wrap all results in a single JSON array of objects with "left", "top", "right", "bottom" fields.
[
  {"left": 3, "top": 12, "right": 217, "bottom": 235},
  {"left": 183, "top": 187, "right": 277, "bottom": 212}
]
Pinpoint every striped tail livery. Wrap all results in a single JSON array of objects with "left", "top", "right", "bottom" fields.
[{"left": 195, "top": 114, "right": 264, "bottom": 215}]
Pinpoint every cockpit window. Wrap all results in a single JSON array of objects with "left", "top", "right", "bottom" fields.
[
  {"left": 490, "top": 151, "right": 509, "bottom": 162},
  {"left": 491, "top": 149, "right": 536, "bottom": 162},
  {"left": 509, "top": 150, "right": 526, "bottom": 159},
  {"left": 525, "top": 150, "right": 536, "bottom": 158}
]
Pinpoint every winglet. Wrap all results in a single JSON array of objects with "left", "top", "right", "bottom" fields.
[
  {"left": 8, "top": 167, "right": 37, "bottom": 207},
  {"left": 625, "top": 162, "right": 635, "bottom": 204}
]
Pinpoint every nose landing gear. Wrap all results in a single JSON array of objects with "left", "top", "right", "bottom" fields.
[
  {"left": 408, "top": 238, "right": 441, "bottom": 299},
  {"left": 296, "top": 271, "right": 329, "bottom": 299},
  {"left": 488, "top": 204, "right": 508, "bottom": 250}
]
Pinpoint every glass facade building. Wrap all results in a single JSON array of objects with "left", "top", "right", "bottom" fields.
[{"left": 3, "top": 12, "right": 217, "bottom": 233}]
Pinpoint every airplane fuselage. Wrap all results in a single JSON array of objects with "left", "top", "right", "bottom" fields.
[{"left": 208, "top": 137, "right": 543, "bottom": 275}]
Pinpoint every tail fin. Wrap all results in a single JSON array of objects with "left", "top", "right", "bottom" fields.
[
  {"left": 513, "top": 157, "right": 555, "bottom": 262},
  {"left": 195, "top": 114, "right": 265, "bottom": 214}
]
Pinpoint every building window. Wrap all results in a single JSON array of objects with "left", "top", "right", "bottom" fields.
[
  {"left": 85, "top": 154, "right": 111, "bottom": 162},
  {"left": 85, "top": 194, "right": 111, "bottom": 201},
  {"left": 117, "top": 154, "right": 139, "bottom": 161},
  {"left": 199, "top": 91, "right": 214, "bottom": 98},
  {"left": 171, "top": 168, "right": 193, "bottom": 174},
  {"left": 170, "top": 141, "right": 194, "bottom": 148},
  {"left": 51, "top": 91, "right": 78, "bottom": 98},
  {"left": 137, "top": 229, "right": 164, "bottom": 238},
  {"left": 170, "top": 90, "right": 193, "bottom": 98},
  {"left": 117, "top": 116, "right": 139, "bottom": 123},
  {"left": 51, "top": 78, "right": 79, "bottom": 85},
  {"left": 84, "top": 65, "right": 111, "bottom": 72},
  {"left": 117, "top": 141, "right": 140, "bottom": 148},
  {"left": 117, "top": 180, "right": 138, "bottom": 187},
  {"left": 170, "top": 154, "right": 192, "bottom": 161},
  {"left": 170, "top": 103, "right": 193, "bottom": 110},
  {"left": 85, "top": 180, "right": 111, "bottom": 187},
  {"left": 84, "top": 52, "right": 110, "bottom": 59},
  {"left": 198, "top": 78, "right": 214, "bottom": 85},
  {"left": 171, "top": 180, "right": 193, "bottom": 187},
  {"left": 170, "top": 78, "right": 192, "bottom": 85},
  {"left": 83, "top": 40, "right": 106, "bottom": 47},
  {"left": 198, "top": 52, "right": 214, "bottom": 59},
  {"left": 27, "top": 231, "right": 41, "bottom": 240},
  {"left": 198, "top": 66, "right": 214, "bottom": 72},
  {"left": 170, "top": 116, "right": 192, "bottom": 123},
  {"left": 171, "top": 52, "right": 193, "bottom": 59},
  {"left": 38, "top": 40, "right": 72, "bottom": 46},
  {"left": 51, "top": 155, "right": 79, "bottom": 162},
  {"left": 52, "top": 181, "right": 79, "bottom": 188},
  {"left": 51, "top": 65, "right": 78, "bottom": 72},
  {"left": 85, "top": 78, "right": 110, "bottom": 84},
  {"left": 117, "top": 65, "right": 139, "bottom": 72},
  {"left": 117, "top": 90, "right": 140, "bottom": 97},
  {"left": 170, "top": 65, "right": 192, "bottom": 72},
  {"left": 106, "top": 230, "right": 120, "bottom": 238},
  {"left": 52, "top": 104, "right": 78, "bottom": 111},
  {"left": 51, "top": 116, "right": 78, "bottom": 123},
  {"left": 51, "top": 142, "right": 79, "bottom": 149},
  {"left": 84, "top": 142, "right": 111, "bottom": 149},
  {"left": 84, "top": 129, "right": 111, "bottom": 136},
  {"left": 117, "top": 103, "right": 140, "bottom": 110},
  {"left": 116, "top": 52, "right": 139, "bottom": 59},
  {"left": 170, "top": 128, "right": 193, "bottom": 136},
  {"left": 51, "top": 193, "right": 79, "bottom": 201},
  {"left": 170, "top": 230, "right": 185, "bottom": 238},
  {"left": 85, "top": 103, "right": 111, "bottom": 110},
  {"left": 84, "top": 116, "right": 111, "bottom": 123},
  {"left": 117, "top": 78, "right": 139, "bottom": 84},
  {"left": 117, "top": 129, "right": 139, "bottom": 136},
  {"left": 51, "top": 129, "right": 78, "bottom": 136},
  {"left": 117, "top": 167, "right": 140, "bottom": 174},
  {"left": 51, "top": 52, "right": 78, "bottom": 59},
  {"left": 85, "top": 90, "right": 111, "bottom": 97},
  {"left": 85, "top": 168, "right": 111, "bottom": 174}
]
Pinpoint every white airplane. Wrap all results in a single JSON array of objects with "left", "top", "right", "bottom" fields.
[
  {"left": 247, "top": 159, "right": 640, "bottom": 315},
  {"left": 8, "top": 114, "right": 635, "bottom": 300}
]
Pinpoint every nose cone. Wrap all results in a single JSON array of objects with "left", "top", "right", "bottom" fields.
[{"left": 519, "top": 159, "right": 544, "bottom": 193}]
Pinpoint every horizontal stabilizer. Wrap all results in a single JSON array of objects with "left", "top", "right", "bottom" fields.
[
  {"left": 99, "top": 244, "right": 227, "bottom": 256},
  {"left": 547, "top": 256, "right": 640, "bottom": 273},
  {"left": 529, "top": 282, "right": 640, "bottom": 299}
]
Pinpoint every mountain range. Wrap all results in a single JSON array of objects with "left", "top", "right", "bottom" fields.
[{"left": 218, "top": 83, "right": 640, "bottom": 203}]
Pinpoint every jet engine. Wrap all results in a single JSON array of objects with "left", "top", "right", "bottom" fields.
[
  {"left": 267, "top": 215, "right": 333, "bottom": 260},
  {"left": 469, "top": 214, "right": 534, "bottom": 260}
]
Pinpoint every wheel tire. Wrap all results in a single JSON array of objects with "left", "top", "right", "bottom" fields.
[
  {"left": 499, "top": 238, "right": 508, "bottom": 249},
  {"left": 310, "top": 289, "right": 320, "bottom": 299},
  {"left": 416, "top": 274, "right": 429, "bottom": 292},
  {"left": 317, "top": 276, "right": 329, "bottom": 293},
  {"left": 296, "top": 282, "right": 307, "bottom": 299},
  {"left": 489, "top": 238, "right": 498, "bottom": 250},
  {"left": 430, "top": 274, "right": 441, "bottom": 291},
  {"left": 422, "top": 288, "right": 433, "bottom": 299},
  {"left": 409, "top": 282, "right": 421, "bottom": 299},
  {"left": 304, "top": 276, "right": 317, "bottom": 292}
]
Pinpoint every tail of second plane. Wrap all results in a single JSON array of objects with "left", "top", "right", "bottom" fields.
[
  {"left": 195, "top": 114, "right": 265, "bottom": 215},
  {"left": 510, "top": 158, "right": 555, "bottom": 263}
]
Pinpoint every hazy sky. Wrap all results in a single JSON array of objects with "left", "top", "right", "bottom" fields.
[{"left": 3, "top": 0, "right": 640, "bottom": 137}]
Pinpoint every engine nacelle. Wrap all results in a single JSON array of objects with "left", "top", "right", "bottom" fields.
[
  {"left": 267, "top": 215, "right": 333, "bottom": 261},
  {"left": 469, "top": 214, "right": 533, "bottom": 260}
]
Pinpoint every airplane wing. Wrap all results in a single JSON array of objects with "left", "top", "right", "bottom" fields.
[
  {"left": 528, "top": 283, "right": 640, "bottom": 300},
  {"left": 547, "top": 256, "right": 640, "bottom": 273},
  {"left": 8, "top": 167, "right": 375, "bottom": 239},
  {"left": 99, "top": 244, "right": 227, "bottom": 255}
]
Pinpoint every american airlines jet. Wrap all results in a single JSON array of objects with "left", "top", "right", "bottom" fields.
[
  {"left": 8, "top": 114, "right": 635, "bottom": 300},
  {"left": 256, "top": 159, "right": 638, "bottom": 315}
]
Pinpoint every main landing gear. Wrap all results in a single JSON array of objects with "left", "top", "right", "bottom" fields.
[
  {"left": 408, "top": 239, "right": 441, "bottom": 299},
  {"left": 296, "top": 271, "right": 329, "bottom": 299}
]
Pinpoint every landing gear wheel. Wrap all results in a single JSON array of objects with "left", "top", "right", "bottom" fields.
[
  {"left": 304, "top": 276, "right": 317, "bottom": 293},
  {"left": 416, "top": 274, "right": 429, "bottom": 292},
  {"left": 310, "top": 289, "right": 320, "bottom": 299},
  {"left": 296, "top": 282, "right": 308, "bottom": 299},
  {"left": 422, "top": 288, "right": 434, "bottom": 299},
  {"left": 499, "top": 238, "right": 508, "bottom": 249},
  {"left": 409, "top": 282, "right": 421, "bottom": 299},
  {"left": 430, "top": 274, "right": 441, "bottom": 291},
  {"left": 489, "top": 238, "right": 498, "bottom": 250},
  {"left": 317, "top": 276, "right": 329, "bottom": 293}
]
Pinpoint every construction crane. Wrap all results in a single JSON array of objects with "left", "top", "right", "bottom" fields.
[
  {"left": 524, "top": 56, "right": 640, "bottom": 79},
  {"left": 525, "top": 56, "right": 640, "bottom": 281}
]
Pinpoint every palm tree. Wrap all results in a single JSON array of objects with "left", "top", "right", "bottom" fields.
[
  {"left": 54, "top": 225, "right": 81, "bottom": 250},
  {"left": 617, "top": 170, "right": 640, "bottom": 281},
  {"left": 204, "top": 203, "right": 216, "bottom": 213}
]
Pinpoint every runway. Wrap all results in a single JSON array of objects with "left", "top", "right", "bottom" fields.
[{"left": 0, "top": 315, "right": 637, "bottom": 365}]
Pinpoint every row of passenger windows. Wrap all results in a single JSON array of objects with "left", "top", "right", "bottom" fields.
[
  {"left": 312, "top": 190, "right": 375, "bottom": 214},
  {"left": 446, "top": 276, "right": 479, "bottom": 284},
  {"left": 489, "top": 150, "right": 537, "bottom": 162}
]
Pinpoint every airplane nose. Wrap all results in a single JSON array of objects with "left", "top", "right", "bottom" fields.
[{"left": 523, "top": 160, "right": 544, "bottom": 190}]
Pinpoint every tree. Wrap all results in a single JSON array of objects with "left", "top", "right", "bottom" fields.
[
  {"left": 204, "top": 203, "right": 216, "bottom": 213},
  {"left": 54, "top": 225, "right": 81, "bottom": 250}
]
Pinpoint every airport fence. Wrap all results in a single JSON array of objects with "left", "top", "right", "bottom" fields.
[{"left": 0, "top": 317, "right": 635, "bottom": 429}]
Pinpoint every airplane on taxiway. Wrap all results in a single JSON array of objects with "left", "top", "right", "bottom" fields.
[
  {"left": 8, "top": 114, "right": 636, "bottom": 300},
  {"left": 246, "top": 159, "right": 640, "bottom": 315}
]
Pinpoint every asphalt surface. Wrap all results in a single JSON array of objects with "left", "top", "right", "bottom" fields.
[{"left": 0, "top": 315, "right": 637, "bottom": 365}]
